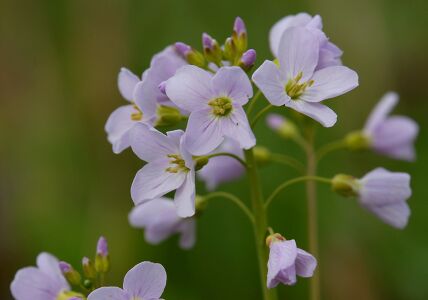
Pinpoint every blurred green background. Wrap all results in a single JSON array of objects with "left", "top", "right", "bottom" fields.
[{"left": 1, "top": 0, "right": 427, "bottom": 299}]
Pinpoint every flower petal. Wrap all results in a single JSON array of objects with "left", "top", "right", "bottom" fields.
[
  {"left": 222, "top": 106, "right": 256, "bottom": 150},
  {"left": 184, "top": 109, "right": 225, "bottom": 155},
  {"left": 174, "top": 170, "right": 196, "bottom": 217},
  {"left": 123, "top": 262, "right": 166, "bottom": 299},
  {"left": 252, "top": 60, "right": 290, "bottom": 106},
  {"left": 131, "top": 159, "right": 186, "bottom": 205},
  {"left": 118, "top": 68, "right": 140, "bottom": 101},
  {"left": 130, "top": 123, "right": 180, "bottom": 162},
  {"left": 364, "top": 92, "right": 399, "bottom": 133},
  {"left": 211, "top": 66, "right": 253, "bottom": 105},
  {"left": 267, "top": 240, "right": 298, "bottom": 288},
  {"left": 295, "top": 249, "right": 317, "bottom": 278},
  {"left": 363, "top": 201, "right": 410, "bottom": 229},
  {"left": 165, "top": 65, "right": 213, "bottom": 112},
  {"left": 105, "top": 105, "right": 137, "bottom": 154},
  {"left": 278, "top": 27, "right": 319, "bottom": 82},
  {"left": 88, "top": 287, "right": 128, "bottom": 300},
  {"left": 36, "top": 253, "right": 68, "bottom": 287},
  {"left": 301, "top": 66, "right": 358, "bottom": 102},
  {"left": 285, "top": 100, "right": 337, "bottom": 127},
  {"left": 133, "top": 80, "right": 158, "bottom": 119},
  {"left": 178, "top": 219, "right": 197, "bottom": 250}
]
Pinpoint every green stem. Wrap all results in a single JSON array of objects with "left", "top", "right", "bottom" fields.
[
  {"left": 202, "top": 192, "right": 254, "bottom": 224},
  {"left": 306, "top": 130, "right": 321, "bottom": 300},
  {"left": 251, "top": 105, "right": 273, "bottom": 128},
  {"left": 264, "top": 176, "right": 331, "bottom": 209},
  {"left": 270, "top": 153, "right": 306, "bottom": 174},
  {"left": 246, "top": 89, "right": 262, "bottom": 115},
  {"left": 316, "top": 139, "right": 347, "bottom": 162},
  {"left": 203, "top": 152, "right": 248, "bottom": 168},
  {"left": 244, "top": 148, "right": 278, "bottom": 300}
]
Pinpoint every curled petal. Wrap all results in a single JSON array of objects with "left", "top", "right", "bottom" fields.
[
  {"left": 118, "top": 68, "right": 140, "bottom": 101},
  {"left": 285, "top": 100, "right": 337, "bottom": 127},
  {"left": 123, "top": 262, "right": 166, "bottom": 299}
]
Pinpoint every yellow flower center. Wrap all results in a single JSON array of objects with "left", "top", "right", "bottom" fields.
[
  {"left": 208, "top": 97, "right": 233, "bottom": 117},
  {"left": 56, "top": 290, "right": 84, "bottom": 300},
  {"left": 131, "top": 103, "right": 143, "bottom": 121},
  {"left": 165, "top": 154, "right": 189, "bottom": 173},
  {"left": 285, "top": 72, "right": 314, "bottom": 100}
]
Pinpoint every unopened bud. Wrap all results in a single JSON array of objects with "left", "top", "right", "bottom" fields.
[
  {"left": 345, "top": 130, "right": 371, "bottom": 151},
  {"left": 202, "top": 33, "right": 222, "bottom": 65},
  {"left": 175, "top": 42, "right": 206, "bottom": 67},
  {"left": 175, "top": 42, "right": 192, "bottom": 57},
  {"left": 155, "top": 105, "right": 184, "bottom": 127},
  {"left": 331, "top": 174, "right": 360, "bottom": 197},
  {"left": 82, "top": 279, "right": 93, "bottom": 289},
  {"left": 253, "top": 146, "right": 271, "bottom": 164},
  {"left": 266, "top": 233, "right": 286, "bottom": 247},
  {"left": 266, "top": 113, "right": 299, "bottom": 139},
  {"left": 232, "top": 17, "right": 248, "bottom": 53},
  {"left": 239, "top": 49, "right": 256, "bottom": 70},
  {"left": 82, "top": 257, "right": 96, "bottom": 279},
  {"left": 95, "top": 236, "right": 109, "bottom": 273},
  {"left": 223, "top": 37, "right": 237, "bottom": 62},
  {"left": 194, "top": 156, "right": 209, "bottom": 171},
  {"left": 59, "top": 261, "right": 81, "bottom": 286},
  {"left": 195, "top": 195, "right": 208, "bottom": 215}
]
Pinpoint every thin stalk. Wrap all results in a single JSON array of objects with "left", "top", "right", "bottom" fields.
[
  {"left": 264, "top": 176, "right": 331, "bottom": 209},
  {"left": 316, "top": 139, "right": 347, "bottom": 161},
  {"left": 270, "top": 153, "right": 306, "bottom": 174},
  {"left": 244, "top": 148, "right": 278, "bottom": 300},
  {"left": 251, "top": 105, "right": 273, "bottom": 128},
  {"left": 204, "top": 152, "right": 248, "bottom": 168},
  {"left": 306, "top": 130, "right": 321, "bottom": 300},
  {"left": 202, "top": 192, "right": 254, "bottom": 224},
  {"left": 246, "top": 89, "right": 262, "bottom": 115}
]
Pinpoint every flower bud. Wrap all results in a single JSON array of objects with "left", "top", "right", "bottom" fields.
[
  {"left": 175, "top": 42, "right": 192, "bottom": 57},
  {"left": 155, "top": 105, "right": 184, "bottom": 127},
  {"left": 195, "top": 195, "right": 208, "bottom": 215},
  {"left": 266, "top": 113, "right": 299, "bottom": 139},
  {"left": 95, "top": 236, "right": 109, "bottom": 273},
  {"left": 239, "top": 49, "right": 256, "bottom": 71},
  {"left": 59, "top": 261, "right": 81, "bottom": 286},
  {"left": 82, "top": 279, "right": 93, "bottom": 290},
  {"left": 202, "top": 33, "right": 222, "bottom": 65},
  {"left": 345, "top": 130, "right": 371, "bottom": 151},
  {"left": 194, "top": 156, "right": 209, "bottom": 171},
  {"left": 223, "top": 37, "right": 237, "bottom": 62},
  {"left": 175, "top": 42, "right": 206, "bottom": 68},
  {"left": 82, "top": 257, "right": 96, "bottom": 279},
  {"left": 266, "top": 233, "right": 285, "bottom": 247},
  {"left": 253, "top": 146, "right": 271, "bottom": 165},
  {"left": 232, "top": 16, "right": 248, "bottom": 53},
  {"left": 331, "top": 174, "right": 360, "bottom": 197}
]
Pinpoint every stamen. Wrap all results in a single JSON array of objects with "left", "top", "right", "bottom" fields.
[
  {"left": 285, "top": 72, "right": 314, "bottom": 100},
  {"left": 208, "top": 97, "right": 233, "bottom": 117},
  {"left": 165, "top": 154, "right": 189, "bottom": 173},
  {"left": 131, "top": 104, "right": 143, "bottom": 121}
]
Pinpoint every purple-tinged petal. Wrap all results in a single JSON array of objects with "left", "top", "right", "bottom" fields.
[
  {"left": 178, "top": 219, "right": 196, "bottom": 250},
  {"left": 364, "top": 92, "right": 399, "bottom": 133},
  {"left": 252, "top": 60, "right": 290, "bottom": 106},
  {"left": 240, "top": 49, "right": 257, "bottom": 68},
  {"left": 123, "top": 262, "right": 166, "bottom": 299},
  {"left": 301, "top": 66, "right": 358, "bottom": 102},
  {"left": 306, "top": 15, "right": 323, "bottom": 29},
  {"left": 118, "top": 68, "right": 140, "bottom": 101},
  {"left": 295, "top": 249, "right": 317, "bottom": 278},
  {"left": 133, "top": 81, "right": 158, "bottom": 119},
  {"left": 37, "top": 253, "right": 68, "bottom": 286},
  {"left": 222, "top": 106, "right": 256, "bottom": 149},
  {"left": 278, "top": 27, "right": 319, "bottom": 82},
  {"left": 211, "top": 66, "right": 253, "bottom": 105},
  {"left": 363, "top": 201, "right": 410, "bottom": 229},
  {"left": 165, "top": 65, "right": 213, "bottom": 112},
  {"left": 175, "top": 42, "right": 192, "bottom": 57},
  {"left": 174, "top": 170, "right": 196, "bottom": 218},
  {"left": 130, "top": 123, "right": 180, "bottom": 162},
  {"left": 88, "top": 287, "right": 128, "bottom": 300},
  {"left": 285, "top": 100, "right": 337, "bottom": 127},
  {"left": 233, "top": 17, "right": 246, "bottom": 35},
  {"left": 269, "top": 13, "right": 313, "bottom": 57},
  {"left": 105, "top": 105, "right": 138, "bottom": 154},
  {"left": 131, "top": 159, "right": 187, "bottom": 205},
  {"left": 267, "top": 240, "right": 298, "bottom": 288},
  {"left": 316, "top": 46, "right": 342, "bottom": 70},
  {"left": 202, "top": 33, "right": 215, "bottom": 49},
  {"left": 97, "top": 236, "right": 108, "bottom": 256},
  {"left": 184, "top": 109, "right": 224, "bottom": 155}
]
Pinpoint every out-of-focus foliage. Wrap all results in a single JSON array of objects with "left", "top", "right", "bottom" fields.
[{"left": 0, "top": 0, "right": 427, "bottom": 299}]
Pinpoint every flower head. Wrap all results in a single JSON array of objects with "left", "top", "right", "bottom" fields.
[
  {"left": 267, "top": 235, "right": 317, "bottom": 288},
  {"left": 253, "top": 26, "right": 358, "bottom": 127},
  {"left": 130, "top": 123, "right": 196, "bottom": 217},
  {"left": 165, "top": 65, "right": 255, "bottom": 155},
  {"left": 363, "top": 92, "right": 419, "bottom": 161},
  {"left": 129, "top": 197, "right": 196, "bottom": 249},
  {"left": 332, "top": 168, "right": 411, "bottom": 229},
  {"left": 88, "top": 261, "right": 166, "bottom": 300},
  {"left": 269, "top": 13, "right": 343, "bottom": 70},
  {"left": 10, "top": 253, "right": 72, "bottom": 300},
  {"left": 197, "top": 138, "right": 245, "bottom": 190}
]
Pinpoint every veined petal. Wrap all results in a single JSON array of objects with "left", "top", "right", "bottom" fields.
[
  {"left": 118, "top": 68, "right": 140, "bottom": 101},
  {"left": 252, "top": 60, "right": 290, "bottom": 106},
  {"left": 130, "top": 123, "right": 180, "bottom": 162},
  {"left": 222, "top": 106, "right": 256, "bottom": 150},
  {"left": 364, "top": 92, "right": 399, "bottom": 133},
  {"left": 285, "top": 100, "right": 337, "bottom": 127},
  {"left": 174, "top": 170, "right": 196, "bottom": 218},
  {"left": 295, "top": 249, "right": 317, "bottom": 278},
  {"left": 267, "top": 240, "right": 298, "bottom": 288},
  {"left": 165, "top": 65, "right": 213, "bottom": 112},
  {"left": 211, "top": 66, "right": 253, "bottom": 105},
  {"left": 123, "top": 262, "right": 166, "bottom": 299},
  {"left": 301, "top": 66, "right": 358, "bottom": 102},
  {"left": 363, "top": 201, "right": 410, "bottom": 229},
  {"left": 105, "top": 105, "right": 137, "bottom": 154},
  {"left": 184, "top": 109, "right": 224, "bottom": 155},
  {"left": 87, "top": 287, "right": 128, "bottom": 300},
  {"left": 278, "top": 27, "right": 319, "bottom": 82},
  {"left": 131, "top": 159, "right": 186, "bottom": 205}
]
